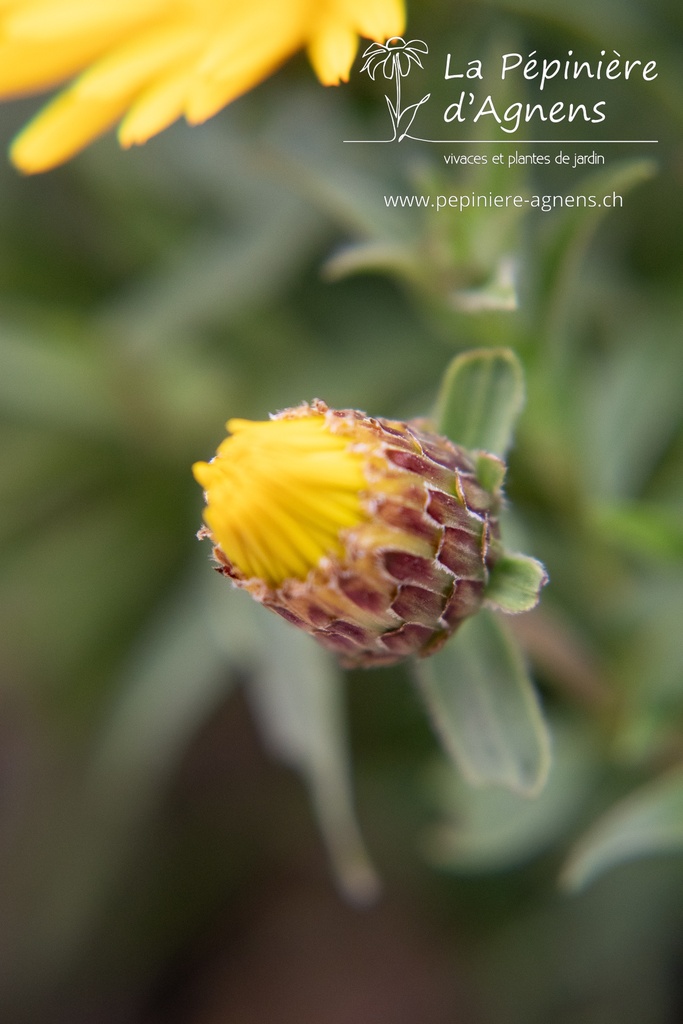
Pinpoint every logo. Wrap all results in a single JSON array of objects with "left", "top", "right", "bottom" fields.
[
  {"left": 346, "top": 40, "right": 660, "bottom": 146},
  {"left": 359, "top": 37, "right": 430, "bottom": 142}
]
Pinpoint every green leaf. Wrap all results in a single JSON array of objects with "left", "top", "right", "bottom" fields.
[
  {"left": 539, "top": 159, "right": 657, "bottom": 369},
  {"left": 17, "top": 571, "right": 236, "bottom": 968},
  {"left": 562, "top": 768, "right": 683, "bottom": 892},
  {"left": 592, "top": 501, "right": 683, "bottom": 562},
  {"left": 484, "top": 553, "right": 549, "bottom": 613},
  {"left": 244, "top": 604, "right": 380, "bottom": 905},
  {"left": 0, "top": 325, "right": 122, "bottom": 438},
  {"left": 91, "top": 571, "right": 235, "bottom": 799},
  {"left": 205, "top": 583, "right": 379, "bottom": 904},
  {"left": 578, "top": 329, "right": 683, "bottom": 501},
  {"left": 450, "top": 257, "right": 518, "bottom": 314},
  {"left": 415, "top": 610, "right": 551, "bottom": 796},
  {"left": 322, "top": 241, "right": 422, "bottom": 285},
  {"left": 422, "top": 718, "right": 596, "bottom": 871},
  {"left": 434, "top": 347, "right": 525, "bottom": 456}
]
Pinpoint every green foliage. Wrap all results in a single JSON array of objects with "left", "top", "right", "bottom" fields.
[
  {"left": 236, "top": 600, "right": 380, "bottom": 905},
  {"left": 563, "top": 769, "right": 683, "bottom": 891},
  {"left": 423, "top": 717, "right": 597, "bottom": 871},
  {"left": 434, "top": 347, "right": 525, "bottom": 456},
  {"left": 416, "top": 611, "right": 551, "bottom": 796}
]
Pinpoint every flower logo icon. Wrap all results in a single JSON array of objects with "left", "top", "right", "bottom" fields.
[{"left": 360, "top": 37, "right": 430, "bottom": 141}]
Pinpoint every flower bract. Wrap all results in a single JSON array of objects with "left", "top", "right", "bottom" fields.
[
  {"left": 193, "top": 400, "right": 537, "bottom": 669},
  {"left": 0, "top": 0, "right": 405, "bottom": 173}
]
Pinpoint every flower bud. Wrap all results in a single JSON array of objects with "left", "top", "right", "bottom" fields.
[{"left": 193, "top": 400, "right": 516, "bottom": 668}]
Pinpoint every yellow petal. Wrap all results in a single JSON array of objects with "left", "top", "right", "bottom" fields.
[
  {"left": 4, "top": 0, "right": 165, "bottom": 40},
  {"left": 118, "top": 68, "right": 194, "bottom": 147},
  {"left": 10, "top": 88, "right": 131, "bottom": 173},
  {"left": 74, "top": 24, "right": 202, "bottom": 100},
  {"left": 193, "top": 3, "right": 303, "bottom": 82},
  {"left": 185, "top": 21, "right": 304, "bottom": 123},
  {"left": 307, "top": 23, "right": 358, "bottom": 85},
  {"left": 0, "top": 36, "right": 117, "bottom": 97},
  {"left": 2, "top": 0, "right": 408, "bottom": 171},
  {"left": 0, "top": 0, "right": 38, "bottom": 11},
  {"left": 341, "top": 0, "right": 406, "bottom": 41}
]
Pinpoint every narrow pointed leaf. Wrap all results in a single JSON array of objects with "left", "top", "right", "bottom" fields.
[
  {"left": 423, "top": 719, "right": 596, "bottom": 871},
  {"left": 434, "top": 348, "right": 525, "bottom": 456},
  {"left": 540, "top": 159, "right": 657, "bottom": 362},
  {"left": 322, "top": 241, "right": 420, "bottom": 283},
  {"left": 20, "top": 571, "right": 236, "bottom": 969},
  {"left": 245, "top": 606, "right": 380, "bottom": 905},
  {"left": 562, "top": 768, "right": 683, "bottom": 892},
  {"left": 415, "top": 610, "right": 551, "bottom": 796}
]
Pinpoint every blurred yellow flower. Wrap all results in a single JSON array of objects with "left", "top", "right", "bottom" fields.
[{"left": 1, "top": 0, "right": 405, "bottom": 173}]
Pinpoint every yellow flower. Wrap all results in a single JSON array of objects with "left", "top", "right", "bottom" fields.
[
  {"left": 1, "top": 0, "right": 405, "bottom": 174},
  {"left": 193, "top": 400, "right": 510, "bottom": 668},
  {"left": 193, "top": 413, "right": 368, "bottom": 587}
]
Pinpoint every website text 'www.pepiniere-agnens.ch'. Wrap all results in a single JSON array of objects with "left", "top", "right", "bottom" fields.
[{"left": 384, "top": 192, "right": 624, "bottom": 212}]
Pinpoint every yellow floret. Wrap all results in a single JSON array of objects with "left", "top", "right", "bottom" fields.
[{"left": 192, "top": 414, "right": 368, "bottom": 588}]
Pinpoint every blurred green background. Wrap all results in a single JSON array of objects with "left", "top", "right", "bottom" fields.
[{"left": 1, "top": 0, "right": 682, "bottom": 1021}]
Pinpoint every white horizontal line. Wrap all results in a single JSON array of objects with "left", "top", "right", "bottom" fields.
[{"left": 344, "top": 139, "right": 658, "bottom": 144}]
